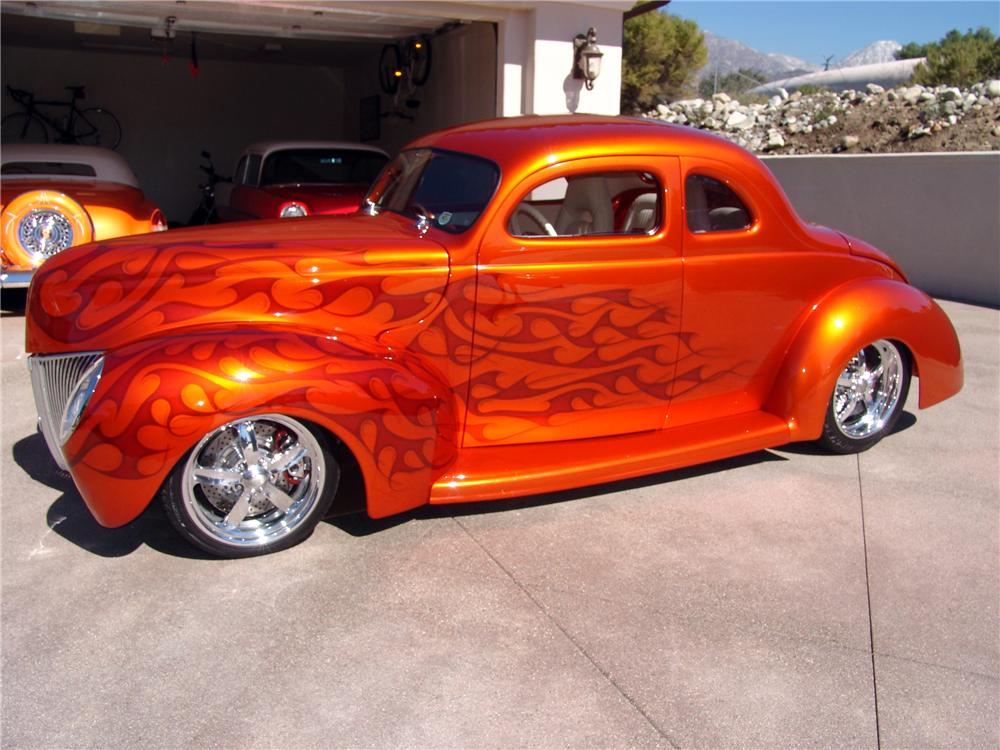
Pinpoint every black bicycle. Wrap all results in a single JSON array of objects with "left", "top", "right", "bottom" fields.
[
  {"left": 378, "top": 35, "right": 432, "bottom": 119},
  {"left": 1, "top": 85, "right": 122, "bottom": 149}
]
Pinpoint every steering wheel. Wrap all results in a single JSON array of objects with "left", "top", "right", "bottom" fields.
[{"left": 513, "top": 204, "right": 557, "bottom": 237}]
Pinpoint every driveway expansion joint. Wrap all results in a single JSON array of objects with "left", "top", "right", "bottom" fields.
[{"left": 452, "top": 516, "right": 682, "bottom": 749}]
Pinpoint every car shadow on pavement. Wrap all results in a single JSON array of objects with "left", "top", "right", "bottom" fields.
[
  {"left": 772, "top": 410, "right": 916, "bottom": 456},
  {"left": 1, "top": 289, "right": 27, "bottom": 317},
  {"left": 13, "top": 432, "right": 214, "bottom": 559},
  {"left": 329, "top": 449, "right": 790, "bottom": 538}
]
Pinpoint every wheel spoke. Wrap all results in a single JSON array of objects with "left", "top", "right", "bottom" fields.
[
  {"left": 838, "top": 393, "right": 860, "bottom": 422},
  {"left": 222, "top": 490, "right": 253, "bottom": 527},
  {"left": 263, "top": 483, "right": 295, "bottom": 513},
  {"left": 236, "top": 422, "right": 260, "bottom": 465},
  {"left": 269, "top": 443, "right": 307, "bottom": 473},
  {"left": 193, "top": 467, "right": 242, "bottom": 486}
]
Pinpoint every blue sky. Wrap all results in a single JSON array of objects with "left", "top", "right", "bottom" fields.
[{"left": 666, "top": 1, "right": 1000, "bottom": 66}]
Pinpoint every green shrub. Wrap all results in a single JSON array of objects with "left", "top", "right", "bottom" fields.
[
  {"left": 897, "top": 27, "right": 1000, "bottom": 87},
  {"left": 698, "top": 68, "right": 766, "bottom": 99},
  {"left": 622, "top": 4, "right": 707, "bottom": 113}
]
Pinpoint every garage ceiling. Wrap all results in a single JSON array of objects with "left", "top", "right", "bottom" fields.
[{"left": 1, "top": 1, "right": 472, "bottom": 65}]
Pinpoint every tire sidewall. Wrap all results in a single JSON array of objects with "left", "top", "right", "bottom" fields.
[
  {"left": 161, "top": 419, "right": 340, "bottom": 558},
  {"left": 819, "top": 343, "right": 912, "bottom": 454}
]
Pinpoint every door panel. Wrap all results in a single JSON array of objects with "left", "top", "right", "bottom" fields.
[{"left": 465, "top": 156, "right": 683, "bottom": 447}]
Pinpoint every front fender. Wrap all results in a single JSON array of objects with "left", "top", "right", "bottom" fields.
[
  {"left": 765, "top": 278, "right": 962, "bottom": 440},
  {"left": 64, "top": 328, "right": 458, "bottom": 527}
]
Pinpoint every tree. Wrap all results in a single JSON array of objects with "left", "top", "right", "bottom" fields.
[
  {"left": 896, "top": 27, "right": 1000, "bottom": 87},
  {"left": 698, "top": 67, "right": 766, "bottom": 99},
  {"left": 622, "top": 5, "right": 707, "bottom": 113}
]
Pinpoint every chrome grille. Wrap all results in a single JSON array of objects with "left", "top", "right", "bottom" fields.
[{"left": 29, "top": 351, "right": 103, "bottom": 471}]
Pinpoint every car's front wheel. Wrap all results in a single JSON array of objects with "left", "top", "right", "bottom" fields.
[
  {"left": 161, "top": 415, "right": 338, "bottom": 557},
  {"left": 818, "top": 339, "right": 911, "bottom": 454}
]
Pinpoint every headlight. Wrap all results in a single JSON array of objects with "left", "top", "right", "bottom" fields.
[
  {"left": 279, "top": 202, "right": 308, "bottom": 218},
  {"left": 59, "top": 356, "right": 104, "bottom": 443}
]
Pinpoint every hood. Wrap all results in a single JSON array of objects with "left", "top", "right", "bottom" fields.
[
  {"left": 26, "top": 213, "right": 450, "bottom": 354},
  {"left": 263, "top": 184, "right": 369, "bottom": 215}
]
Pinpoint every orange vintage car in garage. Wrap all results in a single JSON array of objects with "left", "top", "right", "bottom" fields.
[
  {"left": 24, "top": 115, "right": 962, "bottom": 557},
  {"left": 1, "top": 143, "right": 166, "bottom": 288}
]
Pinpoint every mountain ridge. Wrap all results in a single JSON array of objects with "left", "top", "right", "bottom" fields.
[{"left": 699, "top": 33, "right": 903, "bottom": 82}]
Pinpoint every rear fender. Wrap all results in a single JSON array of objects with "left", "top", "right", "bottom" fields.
[
  {"left": 64, "top": 328, "right": 458, "bottom": 527},
  {"left": 765, "top": 278, "right": 962, "bottom": 440}
]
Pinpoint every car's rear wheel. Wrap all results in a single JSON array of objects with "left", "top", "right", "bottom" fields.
[
  {"left": 818, "top": 339, "right": 910, "bottom": 454},
  {"left": 161, "top": 415, "right": 338, "bottom": 557}
]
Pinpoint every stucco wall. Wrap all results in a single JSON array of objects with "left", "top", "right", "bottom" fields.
[{"left": 763, "top": 153, "right": 1000, "bottom": 307}]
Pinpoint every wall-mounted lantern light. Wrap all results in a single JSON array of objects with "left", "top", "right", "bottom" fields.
[{"left": 573, "top": 27, "right": 603, "bottom": 90}]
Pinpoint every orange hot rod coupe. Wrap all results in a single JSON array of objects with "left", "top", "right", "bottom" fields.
[
  {"left": 25, "top": 116, "right": 962, "bottom": 557},
  {"left": 2, "top": 144, "right": 167, "bottom": 288}
]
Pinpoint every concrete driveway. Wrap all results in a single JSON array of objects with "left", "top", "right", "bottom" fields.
[{"left": 2, "top": 294, "right": 996, "bottom": 749}]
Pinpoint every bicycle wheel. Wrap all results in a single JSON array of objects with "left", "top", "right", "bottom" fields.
[
  {"left": 379, "top": 43, "right": 402, "bottom": 94},
  {"left": 73, "top": 107, "right": 122, "bottom": 149},
  {"left": 1, "top": 112, "right": 48, "bottom": 144},
  {"left": 408, "top": 36, "right": 432, "bottom": 86}
]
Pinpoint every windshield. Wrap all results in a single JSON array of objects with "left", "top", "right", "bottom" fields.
[
  {"left": 260, "top": 149, "right": 388, "bottom": 186},
  {"left": 365, "top": 148, "right": 500, "bottom": 234}
]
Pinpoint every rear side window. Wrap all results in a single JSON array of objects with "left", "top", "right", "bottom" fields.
[
  {"left": 1, "top": 161, "right": 96, "bottom": 177},
  {"left": 509, "top": 171, "right": 661, "bottom": 237},
  {"left": 685, "top": 174, "right": 752, "bottom": 233},
  {"left": 244, "top": 155, "right": 262, "bottom": 187}
]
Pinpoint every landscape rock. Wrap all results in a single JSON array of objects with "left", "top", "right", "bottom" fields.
[
  {"left": 646, "top": 79, "right": 1000, "bottom": 155},
  {"left": 725, "top": 111, "right": 753, "bottom": 130}
]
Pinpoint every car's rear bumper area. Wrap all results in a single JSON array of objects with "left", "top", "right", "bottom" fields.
[{"left": 1, "top": 268, "right": 33, "bottom": 289}]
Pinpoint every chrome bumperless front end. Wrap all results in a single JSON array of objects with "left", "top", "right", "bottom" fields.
[{"left": 28, "top": 352, "right": 104, "bottom": 471}]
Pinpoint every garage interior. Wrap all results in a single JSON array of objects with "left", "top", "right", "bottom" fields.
[{"left": 1, "top": 2, "right": 498, "bottom": 222}]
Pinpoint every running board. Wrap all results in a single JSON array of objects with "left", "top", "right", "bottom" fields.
[{"left": 430, "top": 411, "right": 790, "bottom": 504}]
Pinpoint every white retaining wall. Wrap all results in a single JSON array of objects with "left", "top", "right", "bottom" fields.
[{"left": 763, "top": 152, "right": 1000, "bottom": 307}]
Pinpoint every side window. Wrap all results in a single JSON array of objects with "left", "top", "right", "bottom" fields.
[
  {"left": 233, "top": 156, "right": 248, "bottom": 186},
  {"left": 244, "top": 155, "right": 262, "bottom": 187},
  {"left": 509, "top": 171, "right": 660, "bottom": 238},
  {"left": 685, "top": 174, "right": 752, "bottom": 233}
]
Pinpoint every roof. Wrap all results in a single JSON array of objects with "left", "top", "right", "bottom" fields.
[
  {"left": 408, "top": 114, "right": 764, "bottom": 185},
  {"left": 242, "top": 141, "right": 389, "bottom": 158},
  {"left": 0, "top": 143, "right": 140, "bottom": 188}
]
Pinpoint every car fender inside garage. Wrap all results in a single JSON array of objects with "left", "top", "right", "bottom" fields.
[{"left": 1, "top": 1, "right": 629, "bottom": 224}]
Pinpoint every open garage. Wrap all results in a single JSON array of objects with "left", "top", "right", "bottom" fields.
[{"left": 2, "top": 1, "right": 628, "bottom": 222}]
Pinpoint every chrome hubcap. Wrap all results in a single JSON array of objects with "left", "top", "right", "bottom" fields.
[
  {"left": 833, "top": 340, "right": 904, "bottom": 439},
  {"left": 18, "top": 209, "right": 74, "bottom": 260},
  {"left": 181, "top": 415, "right": 324, "bottom": 548}
]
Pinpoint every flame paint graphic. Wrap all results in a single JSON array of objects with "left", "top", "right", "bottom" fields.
[{"left": 33, "top": 235, "right": 745, "bottom": 521}]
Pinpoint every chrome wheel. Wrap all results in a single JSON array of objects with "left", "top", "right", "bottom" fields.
[
  {"left": 179, "top": 415, "right": 329, "bottom": 550},
  {"left": 832, "top": 340, "right": 905, "bottom": 439}
]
